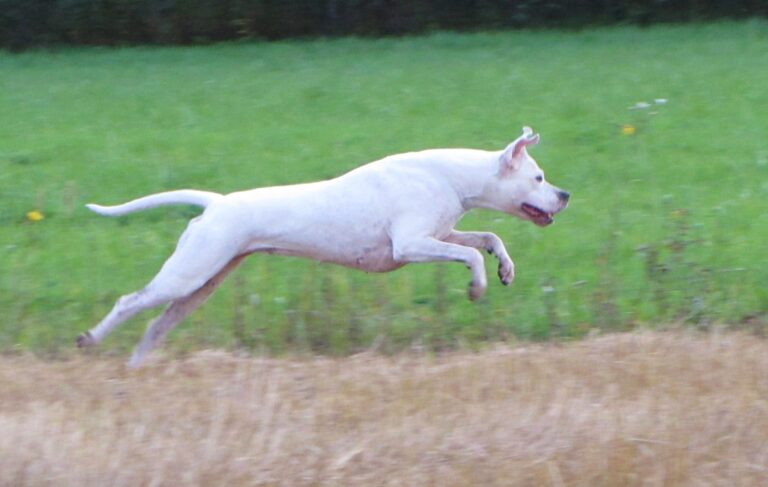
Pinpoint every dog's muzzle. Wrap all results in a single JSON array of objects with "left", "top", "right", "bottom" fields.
[
  {"left": 522, "top": 190, "right": 569, "bottom": 226},
  {"left": 521, "top": 203, "right": 555, "bottom": 226}
]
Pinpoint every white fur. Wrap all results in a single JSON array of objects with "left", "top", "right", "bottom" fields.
[{"left": 78, "top": 127, "right": 569, "bottom": 367}]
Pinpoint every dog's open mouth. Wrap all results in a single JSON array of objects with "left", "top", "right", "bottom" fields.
[{"left": 521, "top": 203, "right": 554, "bottom": 226}]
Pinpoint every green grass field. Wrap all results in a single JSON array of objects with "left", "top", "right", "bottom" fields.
[{"left": 1, "top": 22, "right": 767, "bottom": 355}]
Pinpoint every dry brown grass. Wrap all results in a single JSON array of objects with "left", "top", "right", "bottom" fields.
[{"left": 2, "top": 330, "right": 768, "bottom": 486}]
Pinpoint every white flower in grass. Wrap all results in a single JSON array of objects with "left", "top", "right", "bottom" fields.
[{"left": 629, "top": 101, "right": 651, "bottom": 110}]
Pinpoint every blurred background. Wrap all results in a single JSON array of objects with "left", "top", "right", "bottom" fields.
[
  {"left": 2, "top": 0, "right": 767, "bottom": 48},
  {"left": 1, "top": 1, "right": 767, "bottom": 356}
]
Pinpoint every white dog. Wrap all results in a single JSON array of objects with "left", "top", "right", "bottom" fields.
[{"left": 79, "top": 127, "right": 569, "bottom": 367}]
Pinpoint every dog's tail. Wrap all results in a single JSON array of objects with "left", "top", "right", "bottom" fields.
[{"left": 86, "top": 190, "right": 223, "bottom": 217}]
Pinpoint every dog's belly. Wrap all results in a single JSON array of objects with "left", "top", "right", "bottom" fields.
[
  {"left": 252, "top": 246, "right": 404, "bottom": 273},
  {"left": 246, "top": 232, "right": 405, "bottom": 273},
  {"left": 341, "top": 246, "right": 406, "bottom": 273}
]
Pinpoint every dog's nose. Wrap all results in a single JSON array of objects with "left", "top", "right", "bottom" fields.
[{"left": 558, "top": 190, "right": 570, "bottom": 203}]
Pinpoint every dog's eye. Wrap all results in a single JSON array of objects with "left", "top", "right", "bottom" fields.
[{"left": 535, "top": 175, "right": 544, "bottom": 183}]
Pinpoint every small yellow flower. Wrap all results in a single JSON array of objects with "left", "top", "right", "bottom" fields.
[
  {"left": 26, "top": 210, "right": 44, "bottom": 222},
  {"left": 621, "top": 124, "right": 636, "bottom": 135}
]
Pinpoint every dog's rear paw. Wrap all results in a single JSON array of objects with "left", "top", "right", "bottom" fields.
[{"left": 76, "top": 332, "right": 96, "bottom": 348}]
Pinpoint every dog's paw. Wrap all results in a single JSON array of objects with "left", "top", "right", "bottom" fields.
[
  {"left": 76, "top": 332, "right": 96, "bottom": 348},
  {"left": 498, "top": 259, "right": 515, "bottom": 286},
  {"left": 468, "top": 280, "right": 487, "bottom": 301}
]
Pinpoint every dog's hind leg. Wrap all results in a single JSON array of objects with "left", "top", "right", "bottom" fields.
[
  {"left": 76, "top": 290, "right": 169, "bottom": 348},
  {"left": 127, "top": 254, "right": 248, "bottom": 368},
  {"left": 77, "top": 216, "right": 244, "bottom": 349}
]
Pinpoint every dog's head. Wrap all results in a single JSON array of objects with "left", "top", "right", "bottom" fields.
[{"left": 490, "top": 127, "right": 569, "bottom": 226}]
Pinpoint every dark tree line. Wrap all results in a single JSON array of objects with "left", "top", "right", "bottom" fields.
[{"left": 2, "top": 0, "right": 766, "bottom": 50}]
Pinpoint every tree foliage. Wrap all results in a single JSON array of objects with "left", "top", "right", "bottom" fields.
[{"left": 1, "top": 0, "right": 766, "bottom": 49}]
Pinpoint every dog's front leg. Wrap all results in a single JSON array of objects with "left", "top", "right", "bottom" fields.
[
  {"left": 444, "top": 230, "right": 514, "bottom": 286},
  {"left": 392, "top": 236, "right": 487, "bottom": 300}
]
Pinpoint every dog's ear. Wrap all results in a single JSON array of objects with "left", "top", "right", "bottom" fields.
[{"left": 500, "top": 126, "right": 540, "bottom": 172}]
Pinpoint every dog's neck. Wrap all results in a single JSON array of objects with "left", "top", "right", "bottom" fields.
[{"left": 435, "top": 151, "right": 505, "bottom": 213}]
